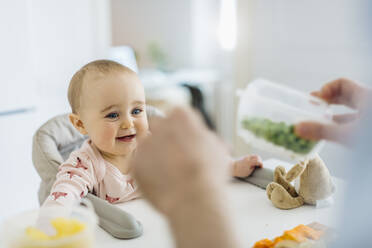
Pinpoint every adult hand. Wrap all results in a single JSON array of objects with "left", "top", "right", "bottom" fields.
[
  {"left": 131, "top": 107, "right": 239, "bottom": 248},
  {"left": 132, "top": 107, "right": 230, "bottom": 215},
  {"left": 310, "top": 78, "right": 366, "bottom": 109},
  {"left": 295, "top": 78, "right": 369, "bottom": 144}
]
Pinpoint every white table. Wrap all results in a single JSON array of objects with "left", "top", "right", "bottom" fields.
[{"left": 95, "top": 159, "right": 344, "bottom": 247}]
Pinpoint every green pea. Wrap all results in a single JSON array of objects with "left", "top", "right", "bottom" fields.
[{"left": 242, "top": 117, "right": 318, "bottom": 154}]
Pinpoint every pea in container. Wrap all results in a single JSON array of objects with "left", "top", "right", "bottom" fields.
[{"left": 237, "top": 78, "right": 333, "bottom": 161}]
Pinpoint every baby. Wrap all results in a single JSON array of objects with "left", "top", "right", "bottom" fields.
[{"left": 42, "top": 59, "right": 263, "bottom": 210}]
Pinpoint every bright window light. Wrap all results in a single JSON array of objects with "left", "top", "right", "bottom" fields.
[{"left": 218, "top": 0, "right": 237, "bottom": 51}]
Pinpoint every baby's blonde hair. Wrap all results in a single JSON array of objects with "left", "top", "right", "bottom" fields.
[{"left": 68, "top": 59, "right": 135, "bottom": 114}]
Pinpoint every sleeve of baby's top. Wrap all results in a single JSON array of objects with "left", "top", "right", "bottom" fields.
[{"left": 42, "top": 152, "right": 97, "bottom": 209}]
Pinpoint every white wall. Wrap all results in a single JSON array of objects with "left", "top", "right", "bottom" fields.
[
  {"left": 0, "top": 0, "right": 111, "bottom": 222},
  {"left": 0, "top": 1, "right": 33, "bottom": 112},
  {"left": 0, "top": 0, "right": 111, "bottom": 114},
  {"left": 191, "top": 0, "right": 221, "bottom": 69},
  {"left": 110, "top": 0, "right": 235, "bottom": 72},
  {"left": 29, "top": 0, "right": 112, "bottom": 115},
  {"left": 111, "top": 0, "right": 193, "bottom": 69},
  {"left": 235, "top": 0, "right": 371, "bottom": 91},
  {"left": 233, "top": 0, "right": 371, "bottom": 177}
]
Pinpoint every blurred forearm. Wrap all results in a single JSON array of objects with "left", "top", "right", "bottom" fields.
[{"left": 166, "top": 183, "right": 240, "bottom": 248}]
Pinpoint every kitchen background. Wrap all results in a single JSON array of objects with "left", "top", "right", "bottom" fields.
[{"left": 0, "top": 0, "right": 370, "bottom": 222}]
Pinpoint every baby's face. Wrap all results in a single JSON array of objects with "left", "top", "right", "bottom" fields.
[{"left": 79, "top": 71, "right": 149, "bottom": 158}]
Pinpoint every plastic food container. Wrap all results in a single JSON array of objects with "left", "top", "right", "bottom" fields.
[
  {"left": 237, "top": 78, "right": 332, "bottom": 160},
  {"left": 0, "top": 201, "right": 98, "bottom": 248}
]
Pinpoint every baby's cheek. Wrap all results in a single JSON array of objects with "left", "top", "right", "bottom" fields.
[{"left": 100, "top": 125, "right": 117, "bottom": 142}]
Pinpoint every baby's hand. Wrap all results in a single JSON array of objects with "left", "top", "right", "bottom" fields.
[{"left": 232, "top": 155, "right": 263, "bottom": 178}]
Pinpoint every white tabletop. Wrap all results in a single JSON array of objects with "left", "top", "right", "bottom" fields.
[{"left": 95, "top": 159, "right": 344, "bottom": 247}]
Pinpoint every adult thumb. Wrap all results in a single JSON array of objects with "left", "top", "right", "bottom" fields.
[{"left": 294, "top": 121, "right": 353, "bottom": 145}]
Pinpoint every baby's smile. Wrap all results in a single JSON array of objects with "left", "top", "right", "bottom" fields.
[{"left": 116, "top": 134, "right": 136, "bottom": 142}]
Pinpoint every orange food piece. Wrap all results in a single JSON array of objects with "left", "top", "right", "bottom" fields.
[
  {"left": 281, "top": 231, "right": 307, "bottom": 243},
  {"left": 252, "top": 224, "right": 325, "bottom": 248},
  {"left": 272, "top": 236, "right": 288, "bottom": 244},
  {"left": 253, "top": 238, "right": 274, "bottom": 248}
]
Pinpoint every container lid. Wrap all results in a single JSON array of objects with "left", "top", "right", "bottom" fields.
[{"left": 241, "top": 78, "right": 332, "bottom": 123}]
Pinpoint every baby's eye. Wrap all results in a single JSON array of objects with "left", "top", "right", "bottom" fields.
[
  {"left": 132, "top": 108, "right": 143, "bottom": 115},
  {"left": 105, "top": 112, "right": 119, "bottom": 119}
]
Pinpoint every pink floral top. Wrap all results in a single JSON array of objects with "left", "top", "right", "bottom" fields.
[{"left": 42, "top": 139, "right": 140, "bottom": 208}]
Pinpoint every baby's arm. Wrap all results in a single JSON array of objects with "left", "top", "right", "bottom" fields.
[
  {"left": 42, "top": 154, "right": 96, "bottom": 208},
  {"left": 231, "top": 154, "right": 263, "bottom": 178},
  {"left": 37, "top": 153, "right": 96, "bottom": 234}
]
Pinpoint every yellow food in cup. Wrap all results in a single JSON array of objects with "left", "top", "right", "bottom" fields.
[
  {"left": 26, "top": 217, "right": 86, "bottom": 241},
  {"left": 12, "top": 217, "right": 94, "bottom": 248}
]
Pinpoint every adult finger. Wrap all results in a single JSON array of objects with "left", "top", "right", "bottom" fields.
[
  {"left": 294, "top": 121, "right": 353, "bottom": 144},
  {"left": 332, "top": 113, "right": 359, "bottom": 124}
]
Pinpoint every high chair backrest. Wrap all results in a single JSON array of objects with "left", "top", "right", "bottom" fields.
[{"left": 32, "top": 106, "right": 163, "bottom": 205}]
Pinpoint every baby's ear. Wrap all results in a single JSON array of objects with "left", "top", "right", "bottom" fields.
[{"left": 69, "top": 113, "right": 88, "bottom": 135}]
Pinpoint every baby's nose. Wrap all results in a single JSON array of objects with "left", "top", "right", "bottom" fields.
[{"left": 120, "top": 118, "right": 133, "bottom": 129}]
